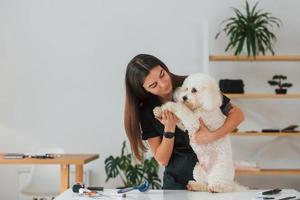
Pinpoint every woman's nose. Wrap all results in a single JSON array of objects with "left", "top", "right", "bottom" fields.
[{"left": 158, "top": 79, "right": 167, "bottom": 88}]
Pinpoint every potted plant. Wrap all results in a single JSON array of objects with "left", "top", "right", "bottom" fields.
[
  {"left": 215, "top": 0, "right": 282, "bottom": 57},
  {"left": 268, "top": 75, "right": 293, "bottom": 94},
  {"left": 104, "top": 141, "right": 161, "bottom": 189}
]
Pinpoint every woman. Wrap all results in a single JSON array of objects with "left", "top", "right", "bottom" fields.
[{"left": 124, "top": 54, "right": 245, "bottom": 189}]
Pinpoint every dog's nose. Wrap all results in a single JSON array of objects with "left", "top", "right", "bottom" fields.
[{"left": 182, "top": 96, "right": 187, "bottom": 101}]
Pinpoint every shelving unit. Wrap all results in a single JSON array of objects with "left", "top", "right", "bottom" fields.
[
  {"left": 236, "top": 169, "right": 300, "bottom": 176},
  {"left": 209, "top": 55, "right": 300, "bottom": 62},
  {"left": 225, "top": 93, "right": 300, "bottom": 99},
  {"left": 210, "top": 55, "right": 300, "bottom": 176},
  {"left": 230, "top": 132, "right": 300, "bottom": 137}
]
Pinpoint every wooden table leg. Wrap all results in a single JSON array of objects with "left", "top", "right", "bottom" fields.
[
  {"left": 75, "top": 164, "right": 83, "bottom": 183},
  {"left": 60, "top": 164, "right": 70, "bottom": 193}
]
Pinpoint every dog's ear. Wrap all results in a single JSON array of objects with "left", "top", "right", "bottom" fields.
[
  {"left": 173, "top": 87, "right": 182, "bottom": 102},
  {"left": 201, "top": 78, "right": 222, "bottom": 111}
]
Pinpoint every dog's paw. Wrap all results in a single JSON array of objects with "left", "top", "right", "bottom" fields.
[
  {"left": 187, "top": 180, "right": 208, "bottom": 191},
  {"left": 208, "top": 184, "right": 233, "bottom": 193},
  {"left": 153, "top": 106, "right": 162, "bottom": 118},
  {"left": 164, "top": 101, "right": 176, "bottom": 110},
  {"left": 233, "top": 182, "right": 248, "bottom": 191}
]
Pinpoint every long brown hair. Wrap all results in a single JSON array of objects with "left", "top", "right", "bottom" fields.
[{"left": 124, "top": 54, "right": 186, "bottom": 161}]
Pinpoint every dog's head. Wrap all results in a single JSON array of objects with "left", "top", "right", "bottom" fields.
[{"left": 174, "top": 73, "right": 222, "bottom": 111}]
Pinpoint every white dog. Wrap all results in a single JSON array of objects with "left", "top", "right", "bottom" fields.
[{"left": 153, "top": 73, "right": 243, "bottom": 193}]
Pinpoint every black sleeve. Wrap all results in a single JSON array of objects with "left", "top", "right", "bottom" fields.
[
  {"left": 220, "top": 94, "right": 232, "bottom": 116},
  {"left": 139, "top": 107, "right": 160, "bottom": 140}
]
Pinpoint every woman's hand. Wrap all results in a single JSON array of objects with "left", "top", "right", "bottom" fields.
[
  {"left": 155, "top": 110, "right": 179, "bottom": 132},
  {"left": 190, "top": 119, "right": 215, "bottom": 144}
]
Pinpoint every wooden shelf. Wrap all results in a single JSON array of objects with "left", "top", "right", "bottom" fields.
[
  {"left": 230, "top": 132, "right": 300, "bottom": 136},
  {"left": 210, "top": 54, "right": 300, "bottom": 177},
  {"left": 236, "top": 169, "right": 300, "bottom": 176},
  {"left": 225, "top": 93, "right": 300, "bottom": 99},
  {"left": 209, "top": 55, "right": 300, "bottom": 61}
]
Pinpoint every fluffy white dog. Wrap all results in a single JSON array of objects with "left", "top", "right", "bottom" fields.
[{"left": 153, "top": 73, "right": 243, "bottom": 193}]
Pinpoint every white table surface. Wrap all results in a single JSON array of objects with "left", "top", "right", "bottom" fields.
[{"left": 55, "top": 189, "right": 300, "bottom": 200}]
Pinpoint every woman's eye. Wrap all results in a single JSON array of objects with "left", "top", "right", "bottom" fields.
[
  {"left": 151, "top": 83, "right": 157, "bottom": 89},
  {"left": 191, "top": 88, "right": 197, "bottom": 93},
  {"left": 160, "top": 72, "right": 164, "bottom": 78}
]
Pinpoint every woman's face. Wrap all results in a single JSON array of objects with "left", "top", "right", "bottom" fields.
[{"left": 143, "top": 65, "right": 173, "bottom": 98}]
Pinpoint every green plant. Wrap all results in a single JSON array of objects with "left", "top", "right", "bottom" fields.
[
  {"left": 268, "top": 75, "right": 293, "bottom": 90},
  {"left": 104, "top": 141, "right": 161, "bottom": 189},
  {"left": 215, "top": 0, "right": 282, "bottom": 57}
]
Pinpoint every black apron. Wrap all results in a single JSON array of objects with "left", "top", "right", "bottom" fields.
[{"left": 162, "top": 127, "right": 198, "bottom": 190}]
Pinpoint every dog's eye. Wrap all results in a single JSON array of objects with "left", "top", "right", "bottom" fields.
[{"left": 191, "top": 88, "right": 197, "bottom": 93}]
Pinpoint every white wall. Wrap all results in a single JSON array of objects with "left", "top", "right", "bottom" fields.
[{"left": 0, "top": 0, "right": 299, "bottom": 199}]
